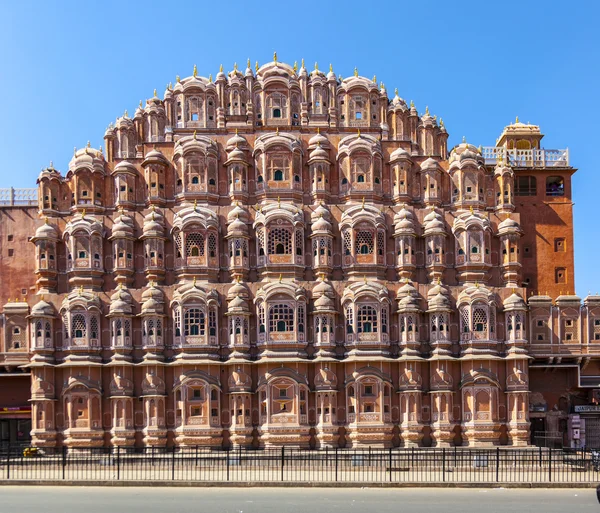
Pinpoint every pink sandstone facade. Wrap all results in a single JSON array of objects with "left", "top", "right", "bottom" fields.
[{"left": 1, "top": 56, "right": 597, "bottom": 450}]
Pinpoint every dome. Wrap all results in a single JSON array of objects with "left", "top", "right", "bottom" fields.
[
  {"left": 227, "top": 294, "right": 249, "bottom": 313},
  {"left": 111, "top": 212, "right": 135, "bottom": 238},
  {"left": 141, "top": 284, "right": 164, "bottom": 315},
  {"left": 398, "top": 293, "right": 420, "bottom": 311},
  {"left": 311, "top": 214, "right": 332, "bottom": 233},
  {"left": 34, "top": 220, "right": 59, "bottom": 240},
  {"left": 109, "top": 286, "right": 133, "bottom": 315},
  {"left": 397, "top": 280, "right": 418, "bottom": 298},
  {"left": 227, "top": 203, "right": 249, "bottom": 223},
  {"left": 314, "top": 293, "right": 335, "bottom": 311},
  {"left": 427, "top": 282, "right": 450, "bottom": 298},
  {"left": 390, "top": 147, "right": 411, "bottom": 161},
  {"left": 226, "top": 132, "right": 248, "bottom": 150},
  {"left": 227, "top": 280, "right": 249, "bottom": 300},
  {"left": 498, "top": 216, "right": 521, "bottom": 233},
  {"left": 504, "top": 293, "right": 526, "bottom": 310},
  {"left": 227, "top": 216, "right": 248, "bottom": 236},
  {"left": 423, "top": 210, "right": 446, "bottom": 235},
  {"left": 142, "top": 148, "right": 169, "bottom": 167},
  {"left": 421, "top": 157, "right": 439, "bottom": 171},
  {"left": 312, "top": 203, "right": 330, "bottom": 221},
  {"left": 394, "top": 207, "right": 415, "bottom": 234},
  {"left": 226, "top": 146, "right": 246, "bottom": 163},
  {"left": 312, "top": 277, "right": 335, "bottom": 298},
  {"left": 309, "top": 143, "right": 329, "bottom": 161},
  {"left": 142, "top": 208, "right": 165, "bottom": 237},
  {"left": 428, "top": 292, "right": 451, "bottom": 311},
  {"left": 308, "top": 131, "right": 328, "bottom": 148},
  {"left": 30, "top": 299, "right": 54, "bottom": 317}
]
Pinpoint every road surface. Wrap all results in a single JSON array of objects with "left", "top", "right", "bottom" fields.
[{"left": 0, "top": 486, "right": 596, "bottom": 513}]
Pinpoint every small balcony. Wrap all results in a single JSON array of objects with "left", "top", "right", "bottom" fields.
[{"left": 482, "top": 147, "right": 569, "bottom": 167}]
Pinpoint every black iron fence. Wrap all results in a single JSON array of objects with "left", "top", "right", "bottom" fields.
[{"left": 1, "top": 446, "right": 600, "bottom": 484}]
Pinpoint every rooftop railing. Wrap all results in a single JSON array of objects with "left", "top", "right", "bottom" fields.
[
  {"left": 0, "top": 188, "right": 38, "bottom": 206},
  {"left": 482, "top": 147, "right": 569, "bottom": 167}
]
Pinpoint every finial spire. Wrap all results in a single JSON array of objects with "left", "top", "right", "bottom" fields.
[
  {"left": 410, "top": 100, "right": 414, "bottom": 108},
  {"left": 314, "top": 61, "right": 318, "bottom": 71},
  {"left": 394, "top": 88, "right": 398, "bottom": 96},
  {"left": 301, "top": 58, "right": 305, "bottom": 68},
  {"left": 153, "top": 88, "right": 157, "bottom": 97},
  {"left": 81, "top": 209, "right": 86, "bottom": 219},
  {"left": 329, "top": 63, "right": 333, "bottom": 73},
  {"left": 357, "top": 129, "right": 361, "bottom": 138},
  {"left": 193, "top": 276, "right": 197, "bottom": 288},
  {"left": 255, "top": 61, "right": 259, "bottom": 72},
  {"left": 293, "top": 61, "right": 298, "bottom": 72},
  {"left": 86, "top": 140, "right": 91, "bottom": 148},
  {"left": 193, "top": 64, "right": 198, "bottom": 77},
  {"left": 273, "top": 51, "right": 277, "bottom": 62},
  {"left": 247, "top": 57, "right": 251, "bottom": 68},
  {"left": 372, "top": 75, "right": 376, "bottom": 83},
  {"left": 462, "top": 135, "right": 466, "bottom": 144},
  {"left": 361, "top": 197, "right": 365, "bottom": 209},
  {"left": 425, "top": 105, "right": 429, "bottom": 115},
  {"left": 354, "top": 67, "right": 358, "bottom": 77},
  {"left": 176, "top": 75, "right": 180, "bottom": 83},
  {"left": 276, "top": 126, "right": 279, "bottom": 136},
  {"left": 208, "top": 74, "right": 212, "bottom": 83},
  {"left": 193, "top": 199, "right": 197, "bottom": 210},
  {"left": 139, "top": 100, "right": 143, "bottom": 108},
  {"left": 277, "top": 196, "right": 281, "bottom": 208},
  {"left": 219, "top": 64, "right": 223, "bottom": 72},
  {"left": 234, "top": 62, "right": 238, "bottom": 71},
  {"left": 193, "top": 130, "right": 197, "bottom": 140},
  {"left": 278, "top": 273, "right": 282, "bottom": 283},
  {"left": 470, "top": 205, "right": 474, "bottom": 214},
  {"left": 516, "top": 115, "right": 519, "bottom": 123},
  {"left": 317, "top": 127, "right": 320, "bottom": 134}
]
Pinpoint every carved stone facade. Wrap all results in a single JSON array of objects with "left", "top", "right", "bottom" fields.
[{"left": 0, "top": 57, "right": 591, "bottom": 449}]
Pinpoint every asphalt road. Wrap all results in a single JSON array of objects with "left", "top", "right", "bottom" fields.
[{"left": 0, "top": 487, "right": 597, "bottom": 513}]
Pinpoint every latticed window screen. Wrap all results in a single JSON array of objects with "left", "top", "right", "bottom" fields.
[
  {"left": 352, "top": 156, "right": 370, "bottom": 182},
  {"left": 35, "top": 321, "right": 42, "bottom": 338},
  {"left": 186, "top": 156, "right": 203, "bottom": 185},
  {"left": 209, "top": 309, "right": 217, "bottom": 336},
  {"left": 257, "top": 229, "right": 265, "bottom": 253},
  {"left": 358, "top": 305, "right": 378, "bottom": 333},
  {"left": 114, "top": 319, "right": 122, "bottom": 337},
  {"left": 343, "top": 231, "right": 352, "bottom": 255},
  {"left": 461, "top": 307, "right": 470, "bottom": 333},
  {"left": 268, "top": 228, "right": 292, "bottom": 255},
  {"left": 381, "top": 307, "right": 388, "bottom": 333},
  {"left": 72, "top": 314, "right": 86, "bottom": 338},
  {"left": 297, "top": 304, "right": 305, "bottom": 333},
  {"left": 430, "top": 314, "right": 438, "bottom": 332},
  {"left": 156, "top": 319, "right": 162, "bottom": 336},
  {"left": 355, "top": 231, "right": 374, "bottom": 254},
  {"left": 10, "top": 326, "right": 24, "bottom": 349},
  {"left": 90, "top": 317, "right": 98, "bottom": 338},
  {"left": 124, "top": 319, "right": 131, "bottom": 337},
  {"left": 564, "top": 317, "right": 578, "bottom": 340},
  {"left": 186, "top": 233, "right": 205, "bottom": 257},
  {"left": 208, "top": 233, "right": 217, "bottom": 257},
  {"left": 174, "top": 231, "right": 183, "bottom": 258},
  {"left": 146, "top": 319, "right": 154, "bottom": 336},
  {"left": 174, "top": 309, "right": 181, "bottom": 336},
  {"left": 258, "top": 304, "right": 265, "bottom": 332},
  {"left": 377, "top": 231, "right": 385, "bottom": 256},
  {"left": 269, "top": 304, "right": 294, "bottom": 332},
  {"left": 295, "top": 230, "right": 303, "bottom": 255},
  {"left": 184, "top": 308, "right": 205, "bottom": 336},
  {"left": 489, "top": 308, "right": 495, "bottom": 333},
  {"left": 439, "top": 314, "right": 447, "bottom": 332},
  {"left": 472, "top": 308, "right": 488, "bottom": 333},
  {"left": 44, "top": 321, "right": 51, "bottom": 339},
  {"left": 346, "top": 306, "right": 354, "bottom": 333},
  {"left": 63, "top": 313, "right": 69, "bottom": 338}
]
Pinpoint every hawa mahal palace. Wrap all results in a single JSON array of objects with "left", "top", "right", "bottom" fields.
[{"left": 0, "top": 55, "right": 596, "bottom": 450}]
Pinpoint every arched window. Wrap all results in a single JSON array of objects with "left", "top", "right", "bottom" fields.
[
  {"left": 357, "top": 175, "right": 365, "bottom": 183},
  {"left": 269, "top": 304, "right": 294, "bottom": 333},
  {"left": 184, "top": 308, "right": 205, "bottom": 337},
  {"left": 357, "top": 305, "right": 378, "bottom": 333},
  {"left": 72, "top": 314, "right": 86, "bottom": 339}
]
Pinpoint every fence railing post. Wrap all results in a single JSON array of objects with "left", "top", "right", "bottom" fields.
[
  {"left": 116, "top": 446, "right": 120, "bottom": 481},
  {"left": 226, "top": 447, "right": 230, "bottom": 482},
  {"left": 281, "top": 446, "right": 285, "bottom": 482},
  {"left": 6, "top": 446, "right": 10, "bottom": 480},
  {"left": 389, "top": 447, "right": 392, "bottom": 482},
  {"left": 62, "top": 445, "right": 66, "bottom": 480},
  {"left": 442, "top": 447, "right": 445, "bottom": 482},
  {"left": 548, "top": 448, "right": 552, "bottom": 483},
  {"left": 496, "top": 447, "right": 500, "bottom": 482},
  {"left": 335, "top": 447, "right": 338, "bottom": 482},
  {"left": 171, "top": 446, "right": 176, "bottom": 481}
]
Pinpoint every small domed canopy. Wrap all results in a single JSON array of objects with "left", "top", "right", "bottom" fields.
[
  {"left": 314, "top": 367, "right": 338, "bottom": 390},
  {"left": 29, "top": 299, "right": 55, "bottom": 318},
  {"left": 427, "top": 281, "right": 450, "bottom": 299},
  {"left": 254, "top": 281, "right": 306, "bottom": 304},
  {"left": 227, "top": 203, "right": 249, "bottom": 224},
  {"left": 341, "top": 280, "right": 389, "bottom": 305},
  {"left": 32, "top": 219, "right": 59, "bottom": 241},
  {"left": 37, "top": 163, "right": 62, "bottom": 182},
  {"left": 171, "top": 281, "right": 220, "bottom": 307},
  {"left": 108, "top": 285, "right": 133, "bottom": 316},
  {"left": 60, "top": 288, "right": 101, "bottom": 313},
  {"left": 142, "top": 148, "right": 169, "bottom": 167},
  {"left": 173, "top": 72, "right": 217, "bottom": 94},
  {"left": 312, "top": 275, "right": 335, "bottom": 298},
  {"left": 226, "top": 132, "right": 249, "bottom": 151},
  {"left": 423, "top": 209, "right": 446, "bottom": 236},
  {"left": 227, "top": 294, "right": 250, "bottom": 314},
  {"left": 389, "top": 146, "right": 411, "bottom": 163},
  {"left": 110, "top": 212, "right": 135, "bottom": 239},
  {"left": 253, "top": 131, "right": 302, "bottom": 156},
  {"left": 173, "top": 133, "right": 219, "bottom": 159},
  {"left": 428, "top": 292, "right": 452, "bottom": 312},
  {"left": 140, "top": 283, "right": 165, "bottom": 315},
  {"left": 396, "top": 280, "right": 419, "bottom": 299},
  {"left": 337, "top": 133, "right": 382, "bottom": 160},
  {"left": 225, "top": 145, "right": 247, "bottom": 165},
  {"left": 393, "top": 206, "right": 416, "bottom": 236},
  {"left": 227, "top": 215, "right": 248, "bottom": 237},
  {"left": 255, "top": 59, "right": 298, "bottom": 85},
  {"left": 142, "top": 207, "right": 166, "bottom": 238},
  {"left": 308, "top": 143, "right": 329, "bottom": 163},
  {"left": 421, "top": 157, "right": 440, "bottom": 172},
  {"left": 503, "top": 292, "right": 527, "bottom": 311},
  {"left": 172, "top": 203, "right": 219, "bottom": 232},
  {"left": 397, "top": 292, "right": 421, "bottom": 313},
  {"left": 452, "top": 209, "right": 491, "bottom": 234},
  {"left": 457, "top": 284, "right": 496, "bottom": 307},
  {"left": 339, "top": 203, "right": 386, "bottom": 230},
  {"left": 67, "top": 146, "right": 105, "bottom": 177},
  {"left": 389, "top": 89, "right": 408, "bottom": 111},
  {"left": 311, "top": 214, "right": 332, "bottom": 233},
  {"left": 63, "top": 212, "right": 103, "bottom": 237},
  {"left": 112, "top": 160, "right": 137, "bottom": 177},
  {"left": 253, "top": 201, "right": 304, "bottom": 229},
  {"left": 308, "top": 131, "right": 328, "bottom": 148},
  {"left": 448, "top": 142, "right": 485, "bottom": 170},
  {"left": 498, "top": 216, "right": 523, "bottom": 236},
  {"left": 227, "top": 280, "right": 250, "bottom": 300}
]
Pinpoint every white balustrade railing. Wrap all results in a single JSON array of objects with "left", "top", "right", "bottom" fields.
[
  {"left": 482, "top": 147, "right": 569, "bottom": 167},
  {"left": 0, "top": 188, "right": 38, "bottom": 206}
]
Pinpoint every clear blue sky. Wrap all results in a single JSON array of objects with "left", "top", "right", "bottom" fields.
[{"left": 1, "top": 0, "right": 598, "bottom": 295}]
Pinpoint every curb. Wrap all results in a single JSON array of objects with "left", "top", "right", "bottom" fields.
[{"left": 0, "top": 480, "right": 597, "bottom": 488}]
